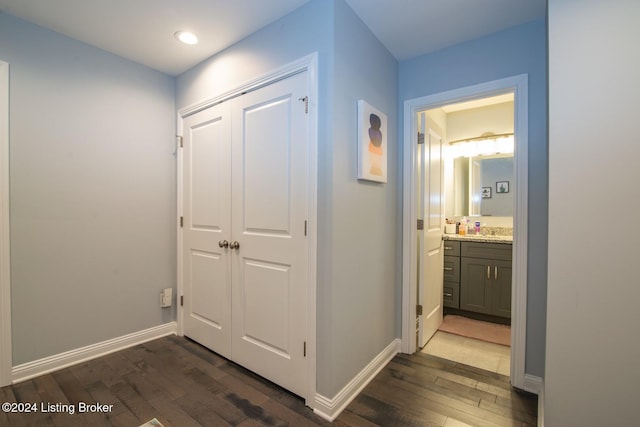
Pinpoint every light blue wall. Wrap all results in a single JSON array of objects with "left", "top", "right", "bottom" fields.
[
  {"left": 176, "top": 0, "right": 333, "bottom": 110},
  {"left": 321, "top": 0, "right": 399, "bottom": 397},
  {"left": 399, "top": 18, "right": 548, "bottom": 377},
  {"left": 0, "top": 14, "right": 177, "bottom": 365},
  {"left": 176, "top": 0, "right": 399, "bottom": 398}
]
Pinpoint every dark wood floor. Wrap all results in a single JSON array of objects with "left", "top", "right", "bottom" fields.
[{"left": 0, "top": 335, "right": 536, "bottom": 426}]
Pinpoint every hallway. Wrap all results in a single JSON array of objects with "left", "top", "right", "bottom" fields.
[{"left": 0, "top": 335, "right": 536, "bottom": 426}]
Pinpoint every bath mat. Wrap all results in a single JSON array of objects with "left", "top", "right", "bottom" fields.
[{"left": 439, "top": 315, "right": 510, "bottom": 346}]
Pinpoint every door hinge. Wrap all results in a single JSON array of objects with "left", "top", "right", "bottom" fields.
[
  {"left": 177, "top": 135, "right": 183, "bottom": 148},
  {"left": 417, "top": 132, "right": 425, "bottom": 145},
  {"left": 417, "top": 219, "right": 424, "bottom": 230},
  {"left": 416, "top": 304, "right": 423, "bottom": 316},
  {"left": 180, "top": 295, "right": 184, "bottom": 306},
  {"left": 180, "top": 216, "right": 184, "bottom": 228},
  {"left": 304, "top": 220, "right": 308, "bottom": 236},
  {"left": 303, "top": 341, "right": 307, "bottom": 357},
  {"left": 299, "top": 96, "right": 309, "bottom": 114}
]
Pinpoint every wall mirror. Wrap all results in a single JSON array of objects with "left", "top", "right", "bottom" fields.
[{"left": 453, "top": 153, "right": 514, "bottom": 217}]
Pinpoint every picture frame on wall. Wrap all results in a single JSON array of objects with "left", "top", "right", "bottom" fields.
[
  {"left": 482, "top": 187, "right": 492, "bottom": 199},
  {"left": 496, "top": 181, "right": 510, "bottom": 193},
  {"left": 357, "top": 100, "right": 387, "bottom": 183}
]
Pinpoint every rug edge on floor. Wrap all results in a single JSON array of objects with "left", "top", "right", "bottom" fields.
[{"left": 438, "top": 314, "right": 511, "bottom": 346}]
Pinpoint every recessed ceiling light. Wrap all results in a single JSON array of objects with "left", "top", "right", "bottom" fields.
[{"left": 174, "top": 31, "right": 198, "bottom": 45}]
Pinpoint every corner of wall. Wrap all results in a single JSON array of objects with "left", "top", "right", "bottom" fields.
[{"left": 312, "top": 338, "right": 400, "bottom": 422}]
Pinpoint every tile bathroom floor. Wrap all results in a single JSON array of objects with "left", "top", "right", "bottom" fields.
[{"left": 421, "top": 330, "right": 511, "bottom": 376}]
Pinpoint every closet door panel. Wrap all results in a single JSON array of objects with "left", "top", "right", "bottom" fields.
[
  {"left": 182, "top": 103, "right": 232, "bottom": 359},
  {"left": 231, "top": 71, "right": 309, "bottom": 397},
  {"left": 242, "top": 97, "right": 292, "bottom": 235}
]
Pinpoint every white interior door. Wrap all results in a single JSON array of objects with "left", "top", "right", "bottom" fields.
[
  {"left": 182, "top": 103, "right": 233, "bottom": 359},
  {"left": 230, "top": 71, "right": 309, "bottom": 397},
  {"left": 419, "top": 112, "right": 445, "bottom": 348}
]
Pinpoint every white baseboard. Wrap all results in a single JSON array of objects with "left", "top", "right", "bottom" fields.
[
  {"left": 12, "top": 322, "right": 177, "bottom": 384},
  {"left": 524, "top": 373, "right": 543, "bottom": 395},
  {"left": 313, "top": 338, "right": 401, "bottom": 422}
]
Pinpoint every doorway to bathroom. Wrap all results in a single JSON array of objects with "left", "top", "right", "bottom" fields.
[
  {"left": 419, "top": 93, "right": 515, "bottom": 376},
  {"left": 401, "top": 75, "right": 529, "bottom": 390}
]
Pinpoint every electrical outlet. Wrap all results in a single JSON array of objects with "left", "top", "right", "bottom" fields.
[{"left": 161, "top": 288, "right": 172, "bottom": 308}]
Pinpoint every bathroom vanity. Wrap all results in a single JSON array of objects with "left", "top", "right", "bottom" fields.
[{"left": 443, "top": 236, "right": 512, "bottom": 320}]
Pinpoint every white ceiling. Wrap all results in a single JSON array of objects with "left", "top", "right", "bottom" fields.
[{"left": 0, "top": 0, "right": 546, "bottom": 76}]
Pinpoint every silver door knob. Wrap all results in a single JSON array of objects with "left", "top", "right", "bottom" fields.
[
  {"left": 218, "top": 240, "right": 229, "bottom": 248},
  {"left": 229, "top": 241, "right": 240, "bottom": 250}
]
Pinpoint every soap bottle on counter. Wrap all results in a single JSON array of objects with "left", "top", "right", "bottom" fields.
[{"left": 459, "top": 217, "right": 467, "bottom": 235}]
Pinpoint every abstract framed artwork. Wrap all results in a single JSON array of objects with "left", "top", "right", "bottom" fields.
[{"left": 357, "top": 100, "right": 387, "bottom": 183}]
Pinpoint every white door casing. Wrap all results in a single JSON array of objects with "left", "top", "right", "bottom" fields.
[
  {"left": 178, "top": 59, "right": 315, "bottom": 401},
  {"left": 419, "top": 113, "right": 444, "bottom": 348},
  {"left": 0, "top": 61, "right": 11, "bottom": 387},
  {"left": 402, "top": 74, "right": 529, "bottom": 391}
]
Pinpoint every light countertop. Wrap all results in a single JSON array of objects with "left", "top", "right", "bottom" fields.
[{"left": 443, "top": 234, "right": 512, "bottom": 244}]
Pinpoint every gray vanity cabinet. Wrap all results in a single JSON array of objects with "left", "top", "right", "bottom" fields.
[{"left": 459, "top": 241, "right": 512, "bottom": 318}]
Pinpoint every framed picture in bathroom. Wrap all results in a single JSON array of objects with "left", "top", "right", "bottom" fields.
[
  {"left": 482, "top": 187, "right": 492, "bottom": 198},
  {"left": 357, "top": 100, "right": 387, "bottom": 183},
  {"left": 496, "top": 181, "right": 510, "bottom": 193}
]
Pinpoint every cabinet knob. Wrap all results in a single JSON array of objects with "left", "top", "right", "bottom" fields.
[
  {"left": 229, "top": 241, "right": 240, "bottom": 250},
  {"left": 218, "top": 240, "right": 229, "bottom": 248}
]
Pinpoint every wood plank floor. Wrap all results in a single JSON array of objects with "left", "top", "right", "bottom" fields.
[{"left": 0, "top": 335, "right": 537, "bottom": 426}]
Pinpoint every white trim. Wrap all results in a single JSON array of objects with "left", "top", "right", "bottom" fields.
[
  {"left": 313, "top": 339, "right": 401, "bottom": 422},
  {"left": 0, "top": 61, "right": 11, "bottom": 388},
  {"left": 537, "top": 379, "right": 545, "bottom": 427},
  {"left": 304, "top": 53, "right": 319, "bottom": 409},
  {"left": 176, "top": 53, "right": 318, "bottom": 406},
  {"left": 401, "top": 75, "right": 529, "bottom": 390},
  {"left": 524, "top": 373, "right": 543, "bottom": 395},
  {"left": 178, "top": 54, "right": 317, "bottom": 118},
  {"left": 12, "top": 322, "right": 177, "bottom": 384}
]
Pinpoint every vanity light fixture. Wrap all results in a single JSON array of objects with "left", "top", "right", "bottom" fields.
[
  {"left": 174, "top": 31, "right": 198, "bottom": 45},
  {"left": 448, "top": 132, "right": 514, "bottom": 158}
]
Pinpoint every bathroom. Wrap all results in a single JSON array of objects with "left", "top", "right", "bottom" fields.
[{"left": 421, "top": 93, "right": 515, "bottom": 376}]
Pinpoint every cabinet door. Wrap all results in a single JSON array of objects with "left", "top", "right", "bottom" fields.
[
  {"left": 460, "top": 257, "right": 492, "bottom": 315},
  {"left": 491, "top": 259, "right": 512, "bottom": 318}
]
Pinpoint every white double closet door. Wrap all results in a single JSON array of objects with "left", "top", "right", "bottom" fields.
[{"left": 181, "top": 72, "right": 309, "bottom": 397}]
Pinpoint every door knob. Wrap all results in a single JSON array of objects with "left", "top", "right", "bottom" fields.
[
  {"left": 229, "top": 241, "right": 240, "bottom": 250},
  {"left": 218, "top": 240, "right": 229, "bottom": 248}
]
